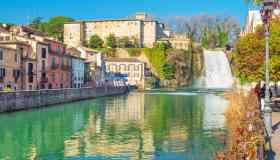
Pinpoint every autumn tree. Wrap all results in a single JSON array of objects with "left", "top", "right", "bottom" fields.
[{"left": 233, "top": 19, "right": 280, "bottom": 82}]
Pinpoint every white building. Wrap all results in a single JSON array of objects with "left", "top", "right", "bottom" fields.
[
  {"left": 242, "top": 9, "right": 280, "bottom": 36},
  {"left": 105, "top": 58, "right": 145, "bottom": 89},
  {"left": 71, "top": 56, "right": 85, "bottom": 88},
  {"left": 67, "top": 47, "right": 85, "bottom": 88}
]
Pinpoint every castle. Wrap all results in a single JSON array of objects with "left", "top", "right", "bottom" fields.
[{"left": 64, "top": 12, "right": 172, "bottom": 48}]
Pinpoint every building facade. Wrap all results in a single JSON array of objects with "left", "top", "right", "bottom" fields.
[
  {"left": 0, "top": 46, "right": 22, "bottom": 91},
  {"left": 67, "top": 47, "right": 85, "bottom": 88},
  {"left": 45, "top": 39, "right": 71, "bottom": 89},
  {"left": 0, "top": 41, "right": 37, "bottom": 90},
  {"left": 64, "top": 13, "right": 169, "bottom": 48},
  {"left": 78, "top": 47, "right": 106, "bottom": 87},
  {"left": 242, "top": 9, "right": 280, "bottom": 36},
  {"left": 105, "top": 58, "right": 145, "bottom": 89},
  {"left": 70, "top": 56, "right": 85, "bottom": 88}
]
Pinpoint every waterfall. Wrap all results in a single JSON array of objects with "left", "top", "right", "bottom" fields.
[{"left": 203, "top": 50, "right": 234, "bottom": 89}]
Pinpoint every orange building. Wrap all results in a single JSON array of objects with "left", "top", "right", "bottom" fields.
[{"left": 0, "top": 41, "right": 37, "bottom": 90}]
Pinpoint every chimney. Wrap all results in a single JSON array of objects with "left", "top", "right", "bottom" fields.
[{"left": 135, "top": 12, "right": 147, "bottom": 20}]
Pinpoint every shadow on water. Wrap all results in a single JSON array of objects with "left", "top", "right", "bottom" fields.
[{"left": 0, "top": 91, "right": 228, "bottom": 160}]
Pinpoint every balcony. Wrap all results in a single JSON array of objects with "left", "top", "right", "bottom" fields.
[
  {"left": 40, "top": 77, "right": 48, "bottom": 83},
  {"left": 27, "top": 71, "right": 34, "bottom": 76},
  {"left": 61, "top": 65, "right": 71, "bottom": 71},
  {"left": 51, "top": 64, "right": 59, "bottom": 70}
]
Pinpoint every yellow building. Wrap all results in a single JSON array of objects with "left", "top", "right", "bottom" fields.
[{"left": 64, "top": 13, "right": 169, "bottom": 48}]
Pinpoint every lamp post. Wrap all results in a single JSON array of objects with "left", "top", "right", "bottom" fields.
[{"left": 260, "top": 0, "right": 276, "bottom": 136}]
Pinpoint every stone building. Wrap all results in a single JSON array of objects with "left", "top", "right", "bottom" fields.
[
  {"left": 0, "top": 41, "right": 37, "bottom": 90},
  {"left": 0, "top": 45, "right": 22, "bottom": 91},
  {"left": 168, "top": 34, "right": 190, "bottom": 50},
  {"left": 105, "top": 58, "right": 145, "bottom": 89},
  {"left": 64, "top": 13, "right": 169, "bottom": 48}
]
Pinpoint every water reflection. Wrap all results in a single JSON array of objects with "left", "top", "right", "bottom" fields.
[{"left": 0, "top": 92, "right": 228, "bottom": 160}]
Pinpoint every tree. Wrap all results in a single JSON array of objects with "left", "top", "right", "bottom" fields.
[
  {"left": 28, "top": 16, "right": 74, "bottom": 41},
  {"left": 154, "top": 42, "right": 170, "bottom": 51},
  {"left": 88, "top": 35, "right": 104, "bottom": 48},
  {"left": 216, "top": 25, "right": 229, "bottom": 48},
  {"left": 29, "top": 17, "right": 43, "bottom": 30},
  {"left": 106, "top": 34, "right": 117, "bottom": 48},
  {"left": 47, "top": 16, "right": 74, "bottom": 41},
  {"left": 166, "top": 14, "right": 240, "bottom": 46},
  {"left": 162, "top": 63, "right": 176, "bottom": 80},
  {"left": 200, "top": 27, "right": 208, "bottom": 48},
  {"left": 233, "top": 19, "right": 280, "bottom": 82}
]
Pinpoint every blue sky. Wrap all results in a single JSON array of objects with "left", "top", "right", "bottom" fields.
[{"left": 0, "top": 0, "right": 255, "bottom": 26}]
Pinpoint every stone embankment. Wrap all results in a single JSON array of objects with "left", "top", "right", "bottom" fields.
[{"left": 0, "top": 86, "right": 128, "bottom": 113}]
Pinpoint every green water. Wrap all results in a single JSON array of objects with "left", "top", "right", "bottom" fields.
[{"left": 0, "top": 91, "right": 229, "bottom": 160}]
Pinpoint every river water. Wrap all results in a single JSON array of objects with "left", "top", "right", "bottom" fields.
[{"left": 0, "top": 91, "right": 229, "bottom": 160}]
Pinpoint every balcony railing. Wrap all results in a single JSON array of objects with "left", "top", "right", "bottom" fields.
[
  {"left": 51, "top": 64, "right": 59, "bottom": 70},
  {"left": 61, "top": 65, "right": 71, "bottom": 71},
  {"left": 40, "top": 77, "right": 48, "bottom": 83}
]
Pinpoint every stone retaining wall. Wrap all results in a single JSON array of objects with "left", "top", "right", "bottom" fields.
[{"left": 0, "top": 86, "right": 128, "bottom": 113}]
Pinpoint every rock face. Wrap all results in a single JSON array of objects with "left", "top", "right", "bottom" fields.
[
  {"left": 113, "top": 48, "right": 204, "bottom": 88},
  {"left": 0, "top": 86, "right": 128, "bottom": 113}
]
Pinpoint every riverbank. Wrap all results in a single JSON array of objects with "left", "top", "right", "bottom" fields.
[{"left": 0, "top": 86, "right": 128, "bottom": 113}]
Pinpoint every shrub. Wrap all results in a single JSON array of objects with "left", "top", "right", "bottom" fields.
[{"left": 127, "top": 48, "right": 142, "bottom": 57}]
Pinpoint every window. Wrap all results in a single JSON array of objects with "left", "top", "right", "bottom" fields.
[
  {"left": 28, "top": 63, "right": 33, "bottom": 75},
  {"left": 52, "top": 72, "right": 55, "bottom": 81},
  {"left": 42, "top": 48, "right": 47, "bottom": 58},
  {"left": 0, "top": 49, "right": 3, "bottom": 60},
  {"left": 0, "top": 68, "right": 5, "bottom": 77},
  {"left": 42, "top": 60, "right": 46, "bottom": 71},
  {"left": 14, "top": 54, "right": 18, "bottom": 63},
  {"left": 13, "top": 69, "right": 21, "bottom": 82}
]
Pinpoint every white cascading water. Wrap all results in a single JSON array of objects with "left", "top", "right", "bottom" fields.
[{"left": 203, "top": 50, "right": 234, "bottom": 89}]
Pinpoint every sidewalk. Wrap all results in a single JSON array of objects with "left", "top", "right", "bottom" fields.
[{"left": 271, "top": 106, "right": 280, "bottom": 160}]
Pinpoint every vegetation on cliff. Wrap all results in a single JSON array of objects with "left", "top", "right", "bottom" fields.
[{"left": 232, "top": 19, "right": 280, "bottom": 83}]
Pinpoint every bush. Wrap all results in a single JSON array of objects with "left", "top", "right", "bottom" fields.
[
  {"left": 127, "top": 48, "right": 142, "bottom": 57},
  {"left": 88, "top": 35, "right": 104, "bottom": 48}
]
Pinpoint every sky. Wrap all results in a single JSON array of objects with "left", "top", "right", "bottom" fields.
[{"left": 0, "top": 0, "right": 256, "bottom": 26}]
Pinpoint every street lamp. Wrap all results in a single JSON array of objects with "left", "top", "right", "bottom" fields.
[{"left": 260, "top": 0, "right": 277, "bottom": 136}]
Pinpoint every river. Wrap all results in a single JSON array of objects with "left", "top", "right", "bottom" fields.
[{"left": 0, "top": 90, "right": 229, "bottom": 160}]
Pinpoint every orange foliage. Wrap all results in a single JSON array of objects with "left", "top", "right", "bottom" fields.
[{"left": 216, "top": 91, "right": 265, "bottom": 160}]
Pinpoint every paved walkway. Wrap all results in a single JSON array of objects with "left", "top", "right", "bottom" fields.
[{"left": 271, "top": 105, "right": 280, "bottom": 160}]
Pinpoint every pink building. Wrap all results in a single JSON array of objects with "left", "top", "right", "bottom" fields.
[{"left": 45, "top": 39, "right": 71, "bottom": 89}]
